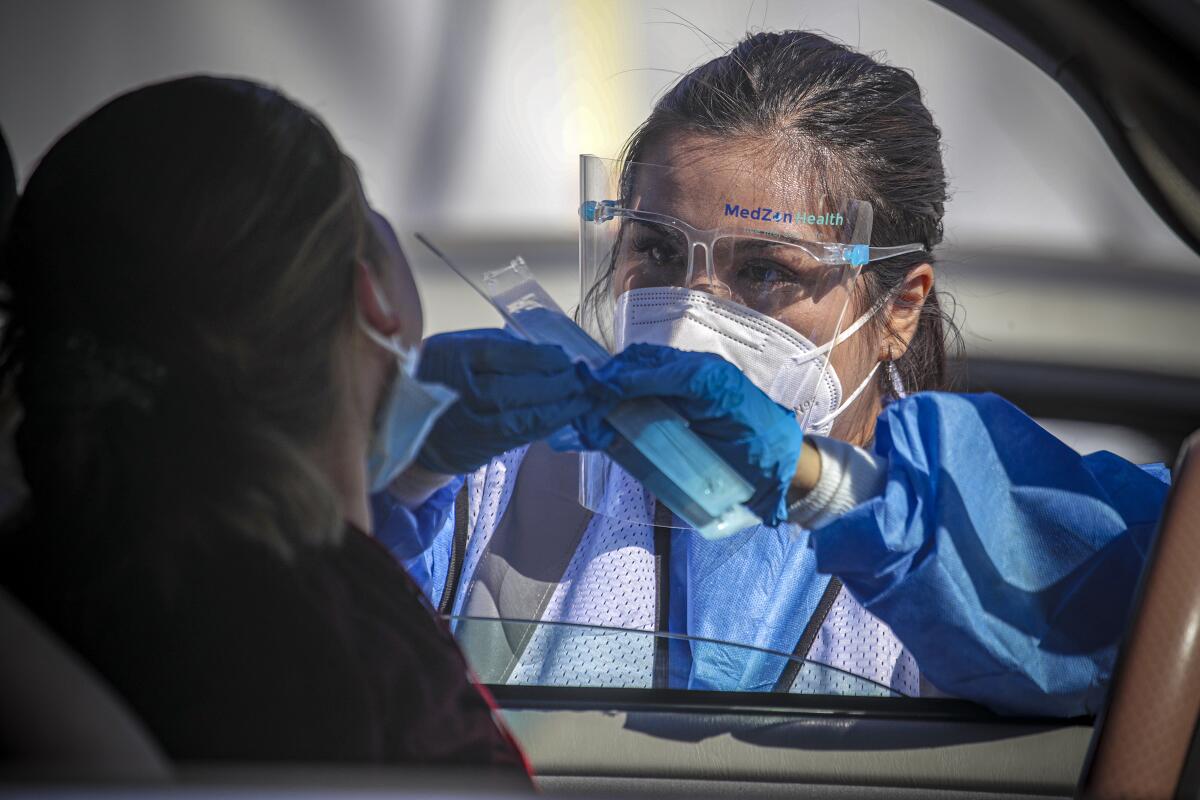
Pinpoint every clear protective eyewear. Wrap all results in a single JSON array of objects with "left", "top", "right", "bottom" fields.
[
  {"left": 577, "top": 154, "right": 925, "bottom": 346},
  {"left": 583, "top": 200, "right": 924, "bottom": 304}
]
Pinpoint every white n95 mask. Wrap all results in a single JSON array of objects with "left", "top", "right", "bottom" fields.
[{"left": 613, "top": 287, "right": 880, "bottom": 436}]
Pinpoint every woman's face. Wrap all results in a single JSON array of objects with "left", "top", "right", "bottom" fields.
[{"left": 610, "top": 137, "right": 883, "bottom": 426}]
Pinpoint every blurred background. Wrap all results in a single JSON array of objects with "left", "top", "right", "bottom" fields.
[{"left": 2, "top": 0, "right": 1198, "bottom": 462}]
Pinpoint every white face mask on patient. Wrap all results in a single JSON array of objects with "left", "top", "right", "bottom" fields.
[{"left": 613, "top": 287, "right": 881, "bottom": 436}]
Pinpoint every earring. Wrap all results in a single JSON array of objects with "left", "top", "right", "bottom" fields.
[{"left": 886, "top": 358, "right": 907, "bottom": 399}]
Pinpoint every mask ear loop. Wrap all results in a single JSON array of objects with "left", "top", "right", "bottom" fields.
[
  {"left": 808, "top": 360, "right": 880, "bottom": 429},
  {"left": 802, "top": 289, "right": 898, "bottom": 429},
  {"left": 357, "top": 266, "right": 420, "bottom": 373},
  {"left": 788, "top": 291, "right": 892, "bottom": 367}
]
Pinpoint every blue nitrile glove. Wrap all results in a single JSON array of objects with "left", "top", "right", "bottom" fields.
[
  {"left": 415, "top": 328, "right": 618, "bottom": 475},
  {"left": 588, "top": 343, "right": 804, "bottom": 527}
]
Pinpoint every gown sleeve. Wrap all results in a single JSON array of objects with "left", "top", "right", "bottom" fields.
[
  {"left": 808, "top": 391, "right": 1171, "bottom": 716},
  {"left": 370, "top": 477, "right": 463, "bottom": 602}
]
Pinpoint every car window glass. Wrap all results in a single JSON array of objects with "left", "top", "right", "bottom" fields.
[
  {"left": 449, "top": 616, "right": 901, "bottom": 698},
  {"left": 415, "top": 0, "right": 1200, "bottom": 709}
]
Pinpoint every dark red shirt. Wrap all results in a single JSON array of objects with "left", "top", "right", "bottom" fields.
[{"left": 0, "top": 509, "right": 529, "bottom": 777}]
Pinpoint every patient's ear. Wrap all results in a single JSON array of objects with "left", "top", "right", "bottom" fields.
[
  {"left": 881, "top": 263, "right": 933, "bottom": 360},
  {"left": 355, "top": 260, "right": 402, "bottom": 339}
]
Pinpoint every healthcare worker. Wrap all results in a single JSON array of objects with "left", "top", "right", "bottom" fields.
[{"left": 378, "top": 31, "right": 1170, "bottom": 717}]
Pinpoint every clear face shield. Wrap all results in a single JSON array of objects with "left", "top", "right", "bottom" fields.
[{"left": 577, "top": 154, "right": 922, "bottom": 529}]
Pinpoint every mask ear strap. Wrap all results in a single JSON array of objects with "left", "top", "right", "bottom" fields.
[
  {"left": 358, "top": 266, "right": 418, "bottom": 368},
  {"left": 831, "top": 295, "right": 884, "bottom": 344},
  {"left": 805, "top": 291, "right": 898, "bottom": 426},
  {"left": 809, "top": 360, "right": 881, "bottom": 429},
  {"left": 792, "top": 292, "right": 892, "bottom": 365}
]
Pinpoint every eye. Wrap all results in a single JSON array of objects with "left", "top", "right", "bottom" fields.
[
  {"left": 631, "top": 232, "right": 685, "bottom": 268},
  {"left": 739, "top": 258, "right": 799, "bottom": 287}
]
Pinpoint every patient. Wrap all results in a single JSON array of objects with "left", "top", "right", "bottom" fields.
[{"left": 0, "top": 76, "right": 528, "bottom": 776}]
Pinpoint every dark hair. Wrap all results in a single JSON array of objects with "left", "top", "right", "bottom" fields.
[
  {"left": 0, "top": 76, "right": 373, "bottom": 558},
  {"left": 0, "top": 126, "right": 14, "bottom": 239},
  {"left": 610, "top": 30, "right": 960, "bottom": 396}
]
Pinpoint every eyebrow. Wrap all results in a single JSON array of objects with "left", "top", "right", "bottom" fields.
[
  {"left": 729, "top": 236, "right": 824, "bottom": 259},
  {"left": 727, "top": 236, "right": 831, "bottom": 273},
  {"left": 739, "top": 228, "right": 821, "bottom": 247},
  {"left": 630, "top": 219, "right": 686, "bottom": 241},
  {"left": 731, "top": 238, "right": 782, "bottom": 252}
]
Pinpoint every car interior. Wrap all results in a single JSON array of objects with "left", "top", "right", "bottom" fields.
[{"left": 2, "top": 0, "right": 1199, "bottom": 797}]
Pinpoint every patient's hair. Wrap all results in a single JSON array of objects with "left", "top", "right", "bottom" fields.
[
  {"left": 0, "top": 76, "right": 373, "bottom": 557},
  {"left": 612, "top": 30, "right": 961, "bottom": 395},
  {"left": 0, "top": 126, "right": 14, "bottom": 239}
]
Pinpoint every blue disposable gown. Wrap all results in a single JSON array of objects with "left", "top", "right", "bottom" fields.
[
  {"left": 373, "top": 391, "right": 1171, "bottom": 717},
  {"left": 370, "top": 476, "right": 462, "bottom": 604},
  {"left": 807, "top": 392, "right": 1170, "bottom": 716}
]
